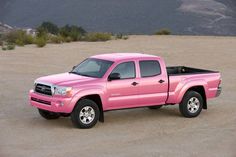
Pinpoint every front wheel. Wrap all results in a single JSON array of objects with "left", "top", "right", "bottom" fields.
[
  {"left": 179, "top": 91, "right": 203, "bottom": 118},
  {"left": 38, "top": 109, "right": 60, "bottom": 120},
  {"left": 71, "top": 99, "right": 100, "bottom": 129}
]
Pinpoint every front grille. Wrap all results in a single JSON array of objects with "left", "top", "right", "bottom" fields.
[
  {"left": 35, "top": 83, "right": 52, "bottom": 96},
  {"left": 31, "top": 97, "right": 51, "bottom": 105}
]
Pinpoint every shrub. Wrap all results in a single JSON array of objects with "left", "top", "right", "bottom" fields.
[
  {"left": 2, "top": 31, "right": 18, "bottom": 43},
  {"left": 59, "top": 25, "right": 86, "bottom": 41},
  {"left": 0, "top": 34, "right": 3, "bottom": 46},
  {"left": 115, "top": 33, "right": 123, "bottom": 39},
  {"left": 123, "top": 36, "right": 129, "bottom": 40},
  {"left": 84, "top": 32, "right": 112, "bottom": 42},
  {"left": 34, "top": 37, "right": 47, "bottom": 47},
  {"left": 0, "top": 39, "right": 3, "bottom": 47},
  {"left": 59, "top": 25, "right": 70, "bottom": 37},
  {"left": 15, "top": 39, "right": 25, "bottom": 46},
  {"left": 65, "top": 36, "right": 72, "bottom": 42},
  {"left": 36, "top": 27, "right": 48, "bottom": 39},
  {"left": 24, "top": 35, "right": 34, "bottom": 44},
  {"left": 70, "top": 27, "right": 82, "bottom": 41},
  {"left": 7, "top": 43, "right": 15, "bottom": 50},
  {"left": 39, "top": 21, "right": 59, "bottom": 35},
  {"left": 2, "top": 42, "right": 15, "bottom": 50},
  {"left": 155, "top": 29, "right": 171, "bottom": 35},
  {"left": 2, "top": 30, "right": 34, "bottom": 46},
  {"left": 114, "top": 33, "right": 129, "bottom": 40},
  {"left": 49, "top": 35, "right": 63, "bottom": 44}
]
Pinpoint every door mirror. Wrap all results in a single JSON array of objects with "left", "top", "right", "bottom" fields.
[
  {"left": 72, "top": 65, "right": 76, "bottom": 70},
  {"left": 108, "top": 73, "right": 121, "bottom": 81}
]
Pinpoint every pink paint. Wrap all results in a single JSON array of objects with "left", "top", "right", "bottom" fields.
[{"left": 29, "top": 53, "right": 221, "bottom": 114}]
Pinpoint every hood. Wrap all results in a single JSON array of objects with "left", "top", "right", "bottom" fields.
[{"left": 36, "top": 73, "right": 98, "bottom": 86}]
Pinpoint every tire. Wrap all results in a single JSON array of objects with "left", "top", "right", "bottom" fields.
[
  {"left": 71, "top": 99, "right": 100, "bottom": 129},
  {"left": 148, "top": 105, "right": 163, "bottom": 110},
  {"left": 38, "top": 109, "right": 60, "bottom": 120},
  {"left": 179, "top": 91, "right": 203, "bottom": 118}
]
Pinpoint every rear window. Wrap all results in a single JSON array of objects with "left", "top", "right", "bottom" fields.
[{"left": 139, "top": 60, "right": 161, "bottom": 77}]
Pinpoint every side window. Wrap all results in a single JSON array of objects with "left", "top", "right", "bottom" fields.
[
  {"left": 139, "top": 60, "right": 161, "bottom": 77},
  {"left": 111, "top": 61, "right": 135, "bottom": 79}
]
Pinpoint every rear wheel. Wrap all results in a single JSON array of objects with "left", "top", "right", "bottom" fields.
[
  {"left": 71, "top": 99, "right": 100, "bottom": 129},
  {"left": 148, "top": 105, "right": 162, "bottom": 110},
  {"left": 38, "top": 109, "right": 60, "bottom": 120},
  {"left": 179, "top": 91, "right": 203, "bottom": 118}
]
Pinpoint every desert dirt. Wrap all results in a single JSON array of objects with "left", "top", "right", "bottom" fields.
[{"left": 0, "top": 35, "right": 236, "bottom": 157}]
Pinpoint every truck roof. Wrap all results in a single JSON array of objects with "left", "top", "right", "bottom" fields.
[{"left": 91, "top": 53, "right": 160, "bottom": 62}]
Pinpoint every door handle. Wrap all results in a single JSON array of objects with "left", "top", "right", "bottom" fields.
[
  {"left": 158, "top": 79, "right": 165, "bottom": 83},
  {"left": 131, "top": 82, "right": 139, "bottom": 86}
]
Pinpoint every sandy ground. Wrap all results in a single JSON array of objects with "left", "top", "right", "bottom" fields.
[{"left": 0, "top": 35, "right": 236, "bottom": 157}]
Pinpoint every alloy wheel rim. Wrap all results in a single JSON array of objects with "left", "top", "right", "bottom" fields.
[
  {"left": 79, "top": 106, "right": 95, "bottom": 124},
  {"left": 187, "top": 97, "right": 200, "bottom": 113}
]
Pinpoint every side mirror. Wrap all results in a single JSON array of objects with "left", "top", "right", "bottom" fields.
[
  {"left": 72, "top": 66, "right": 76, "bottom": 70},
  {"left": 108, "top": 73, "right": 121, "bottom": 81}
]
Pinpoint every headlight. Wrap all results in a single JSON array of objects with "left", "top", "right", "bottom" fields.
[
  {"left": 54, "top": 86, "right": 73, "bottom": 96},
  {"left": 33, "top": 81, "right": 37, "bottom": 88}
]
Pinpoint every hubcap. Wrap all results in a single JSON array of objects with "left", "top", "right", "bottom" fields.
[
  {"left": 79, "top": 106, "right": 95, "bottom": 124},
  {"left": 187, "top": 97, "right": 200, "bottom": 113}
]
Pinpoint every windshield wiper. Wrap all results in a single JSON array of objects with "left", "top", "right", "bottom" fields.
[
  {"left": 77, "top": 73, "right": 92, "bottom": 77},
  {"left": 69, "top": 71, "right": 96, "bottom": 78},
  {"left": 69, "top": 71, "right": 79, "bottom": 75},
  {"left": 69, "top": 71, "right": 91, "bottom": 77}
]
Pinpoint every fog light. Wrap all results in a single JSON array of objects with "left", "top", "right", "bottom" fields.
[{"left": 55, "top": 101, "right": 64, "bottom": 107}]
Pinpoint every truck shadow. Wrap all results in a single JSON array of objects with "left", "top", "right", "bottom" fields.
[
  {"left": 104, "top": 107, "right": 181, "bottom": 123},
  {"left": 28, "top": 116, "right": 73, "bottom": 129},
  {"left": 28, "top": 107, "right": 181, "bottom": 129}
]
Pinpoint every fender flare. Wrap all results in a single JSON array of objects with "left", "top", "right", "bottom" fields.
[
  {"left": 176, "top": 79, "right": 208, "bottom": 104},
  {"left": 68, "top": 87, "right": 105, "bottom": 112}
]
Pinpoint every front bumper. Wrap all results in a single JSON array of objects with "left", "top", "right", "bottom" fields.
[
  {"left": 216, "top": 87, "right": 222, "bottom": 97},
  {"left": 29, "top": 90, "right": 73, "bottom": 113}
]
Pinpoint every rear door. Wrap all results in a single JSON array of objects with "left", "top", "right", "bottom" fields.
[
  {"left": 106, "top": 61, "right": 139, "bottom": 109},
  {"left": 137, "top": 59, "right": 168, "bottom": 106}
]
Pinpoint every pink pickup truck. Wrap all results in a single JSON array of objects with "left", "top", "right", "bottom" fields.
[{"left": 29, "top": 53, "right": 221, "bottom": 128}]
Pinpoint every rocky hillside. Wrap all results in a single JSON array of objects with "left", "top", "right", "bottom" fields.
[
  {"left": 0, "top": 0, "right": 235, "bottom": 35},
  {"left": 0, "top": 22, "right": 13, "bottom": 34}
]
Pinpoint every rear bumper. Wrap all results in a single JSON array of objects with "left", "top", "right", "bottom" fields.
[
  {"left": 29, "top": 90, "right": 73, "bottom": 113},
  {"left": 216, "top": 87, "right": 222, "bottom": 97}
]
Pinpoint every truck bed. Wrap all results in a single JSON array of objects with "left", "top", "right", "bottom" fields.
[
  {"left": 167, "top": 66, "right": 218, "bottom": 75},
  {"left": 166, "top": 66, "right": 221, "bottom": 104}
]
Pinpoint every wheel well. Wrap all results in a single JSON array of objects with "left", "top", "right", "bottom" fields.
[
  {"left": 79, "top": 94, "right": 104, "bottom": 122},
  {"left": 187, "top": 86, "right": 207, "bottom": 109}
]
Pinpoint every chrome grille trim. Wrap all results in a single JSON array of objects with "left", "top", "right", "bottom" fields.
[{"left": 34, "top": 81, "right": 54, "bottom": 96}]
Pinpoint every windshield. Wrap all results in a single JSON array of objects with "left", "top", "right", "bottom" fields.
[{"left": 71, "top": 58, "right": 113, "bottom": 78}]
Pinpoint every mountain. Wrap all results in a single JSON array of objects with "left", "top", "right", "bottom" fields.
[
  {"left": 0, "top": 22, "right": 13, "bottom": 33},
  {"left": 0, "top": 0, "right": 235, "bottom": 35}
]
